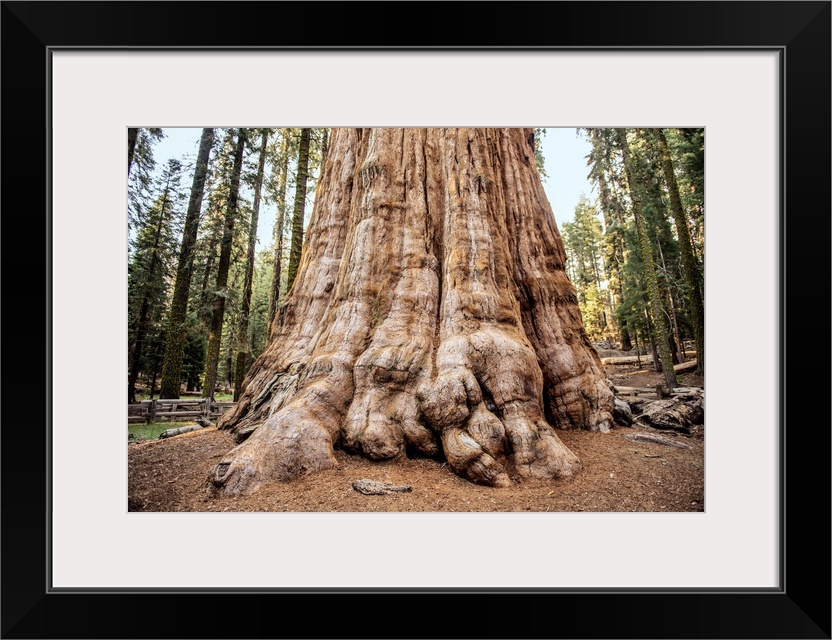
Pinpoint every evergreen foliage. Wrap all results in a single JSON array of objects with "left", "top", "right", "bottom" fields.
[
  {"left": 563, "top": 127, "right": 704, "bottom": 381},
  {"left": 127, "top": 158, "right": 185, "bottom": 401}
]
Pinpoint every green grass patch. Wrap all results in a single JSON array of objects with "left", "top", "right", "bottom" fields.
[{"left": 128, "top": 421, "right": 194, "bottom": 442}]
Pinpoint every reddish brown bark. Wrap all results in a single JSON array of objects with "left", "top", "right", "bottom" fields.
[{"left": 213, "top": 128, "right": 614, "bottom": 496}]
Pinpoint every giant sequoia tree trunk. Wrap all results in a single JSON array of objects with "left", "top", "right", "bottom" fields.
[{"left": 212, "top": 128, "right": 614, "bottom": 496}]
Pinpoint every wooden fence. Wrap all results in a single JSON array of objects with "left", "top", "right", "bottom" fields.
[{"left": 127, "top": 398, "right": 236, "bottom": 423}]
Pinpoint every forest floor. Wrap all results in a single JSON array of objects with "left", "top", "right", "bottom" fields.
[{"left": 128, "top": 355, "right": 704, "bottom": 513}]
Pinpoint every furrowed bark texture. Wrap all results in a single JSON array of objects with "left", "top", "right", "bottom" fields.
[{"left": 213, "top": 128, "right": 614, "bottom": 495}]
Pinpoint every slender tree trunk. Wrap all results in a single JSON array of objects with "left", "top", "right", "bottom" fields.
[
  {"left": 199, "top": 232, "right": 219, "bottom": 329},
  {"left": 210, "top": 128, "right": 614, "bottom": 496},
  {"left": 667, "top": 290, "right": 684, "bottom": 364},
  {"left": 128, "top": 297, "right": 153, "bottom": 403},
  {"left": 618, "top": 130, "right": 677, "bottom": 389},
  {"left": 656, "top": 240, "right": 683, "bottom": 364},
  {"left": 149, "top": 351, "right": 161, "bottom": 399},
  {"left": 225, "top": 346, "right": 234, "bottom": 389},
  {"left": 159, "top": 128, "right": 214, "bottom": 399},
  {"left": 127, "top": 179, "right": 172, "bottom": 403},
  {"left": 632, "top": 324, "right": 641, "bottom": 363},
  {"left": 286, "top": 128, "right": 311, "bottom": 293},
  {"left": 267, "top": 132, "right": 291, "bottom": 342},
  {"left": 643, "top": 314, "right": 659, "bottom": 370},
  {"left": 594, "top": 144, "right": 630, "bottom": 350},
  {"left": 128, "top": 127, "right": 139, "bottom": 175},
  {"left": 656, "top": 129, "right": 705, "bottom": 373},
  {"left": 234, "top": 129, "right": 269, "bottom": 400},
  {"left": 202, "top": 130, "right": 246, "bottom": 401},
  {"left": 619, "top": 321, "right": 632, "bottom": 351}
]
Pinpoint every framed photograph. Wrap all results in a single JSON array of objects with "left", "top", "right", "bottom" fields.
[{"left": 3, "top": 2, "right": 829, "bottom": 638}]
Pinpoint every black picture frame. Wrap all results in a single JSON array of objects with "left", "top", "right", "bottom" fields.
[{"left": 2, "top": 2, "right": 829, "bottom": 638}]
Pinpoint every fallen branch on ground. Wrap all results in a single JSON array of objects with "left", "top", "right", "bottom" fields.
[
  {"left": 352, "top": 480, "right": 413, "bottom": 495},
  {"left": 623, "top": 433, "right": 691, "bottom": 449}
]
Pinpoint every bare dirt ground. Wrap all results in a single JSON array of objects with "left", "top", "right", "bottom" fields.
[{"left": 128, "top": 359, "right": 703, "bottom": 513}]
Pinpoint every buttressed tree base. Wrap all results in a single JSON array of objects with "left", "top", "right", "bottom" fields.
[{"left": 212, "top": 128, "right": 614, "bottom": 496}]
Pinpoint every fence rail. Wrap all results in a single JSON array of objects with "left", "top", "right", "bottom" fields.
[{"left": 127, "top": 398, "right": 235, "bottom": 423}]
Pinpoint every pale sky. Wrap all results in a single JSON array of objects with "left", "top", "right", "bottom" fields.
[
  {"left": 538, "top": 127, "right": 596, "bottom": 228},
  {"left": 145, "top": 127, "right": 596, "bottom": 250}
]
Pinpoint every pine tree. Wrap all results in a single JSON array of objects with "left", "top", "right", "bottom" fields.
[
  {"left": 654, "top": 128, "right": 704, "bottom": 371},
  {"left": 158, "top": 128, "right": 215, "bottom": 398},
  {"left": 234, "top": 128, "right": 271, "bottom": 400},
  {"left": 585, "top": 127, "right": 632, "bottom": 349},
  {"left": 616, "top": 129, "right": 678, "bottom": 390},
  {"left": 128, "top": 127, "right": 138, "bottom": 174},
  {"left": 562, "top": 197, "right": 610, "bottom": 340},
  {"left": 127, "top": 128, "right": 165, "bottom": 229},
  {"left": 202, "top": 129, "right": 246, "bottom": 401},
  {"left": 128, "top": 159, "right": 184, "bottom": 402}
]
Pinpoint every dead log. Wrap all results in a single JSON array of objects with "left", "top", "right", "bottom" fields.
[
  {"left": 623, "top": 432, "right": 691, "bottom": 449},
  {"left": 159, "top": 424, "right": 206, "bottom": 439},
  {"left": 614, "top": 386, "right": 699, "bottom": 395},
  {"left": 674, "top": 360, "right": 699, "bottom": 374},
  {"left": 602, "top": 356, "right": 698, "bottom": 372},
  {"left": 602, "top": 355, "right": 653, "bottom": 365},
  {"left": 635, "top": 389, "right": 704, "bottom": 434}
]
